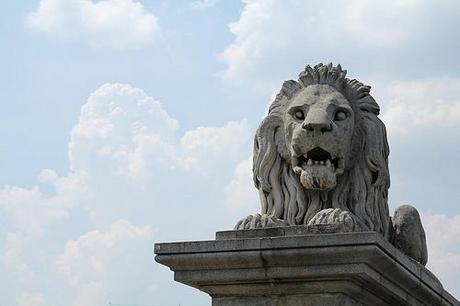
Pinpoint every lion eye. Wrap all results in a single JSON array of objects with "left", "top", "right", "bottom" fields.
[
  {"left": 293, "top": 110, "right": 305, "bottom": 121},
  {"left": 334, "top": 110, "right": 347, "bottom": 121}
]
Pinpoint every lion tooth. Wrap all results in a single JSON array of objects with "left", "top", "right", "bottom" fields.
[
  {"left": 320, "top": 161, "right": 325, "bottom": 165},
  {"left": 326, "top": 160, "right": 331, "bottom": 167},
  {"left": 307, "top": 159, "right": 313, "bottom": 166}
]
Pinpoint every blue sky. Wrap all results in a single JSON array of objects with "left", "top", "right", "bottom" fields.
[{"left": 1, "top": 0, "right": 460, "bottom": 305}]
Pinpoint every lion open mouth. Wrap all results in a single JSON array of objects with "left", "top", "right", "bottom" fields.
[{"left": 293, "top": 147, "right": 344, "bottom": 190}]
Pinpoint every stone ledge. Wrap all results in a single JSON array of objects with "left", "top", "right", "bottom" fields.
[
  {"left": 154, "top": 229, "right": 459, "bottom": 306},
  {"left": 215, "top": 224, "right": 340, "bottom": 240}
]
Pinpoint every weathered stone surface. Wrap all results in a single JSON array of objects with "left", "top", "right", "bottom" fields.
[
  {"left": 213, "top": 293, "right": 362, "bottom": 306},
  {"left": 155, "top": 230, "right": 459, "bottom": 306},
  {"left": 392, "top": 204, "right": 428, "bottom": 265},
  {"left": 232, "top": 63, "right": 428, "bottom": 266}
]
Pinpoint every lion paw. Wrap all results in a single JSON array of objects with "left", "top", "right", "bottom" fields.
[
  {"left": 307, "top": 208, "right": 358, "bottom": 232},
  {"left": 234, "top": 214, "right": 286, "bottom": 230}
]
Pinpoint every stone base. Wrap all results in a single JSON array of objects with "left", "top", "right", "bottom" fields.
[
  {"left": 213, "top": 293, "right": 359, "bottom": 306},
  {"left": 154, "top": 227, "right": 459, "bottom": 306}
]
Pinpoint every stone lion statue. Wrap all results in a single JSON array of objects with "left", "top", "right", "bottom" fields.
[{"left": 234, "top": 63, "right": 428, "bottom": 265}]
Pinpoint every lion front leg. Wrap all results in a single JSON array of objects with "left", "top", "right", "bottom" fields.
[
  {"left": 307, "top": 208, "right": 366, "bottom": 233},
  {"left": 234, "top": 213, "right": 287, "bottom": 230}
]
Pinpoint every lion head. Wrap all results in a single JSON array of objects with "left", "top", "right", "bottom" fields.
[{"left": 251, "top": 63, "right": 391, "bottom": 238}]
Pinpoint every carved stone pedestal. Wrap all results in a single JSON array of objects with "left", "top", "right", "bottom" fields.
[{"left": 154, "top": 227, "right": 459, "bottom": 306}]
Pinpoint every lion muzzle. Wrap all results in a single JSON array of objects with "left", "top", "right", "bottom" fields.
[
  {"left": 295, "top": 163, "right": 337, "bottom": 190},
  {"left": 292, "top": 146, "right": 342, "bottom": 190}
]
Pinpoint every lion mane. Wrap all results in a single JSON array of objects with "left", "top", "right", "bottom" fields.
[{"left": 253, "top": 63, "right": 391, "bottom": 238}]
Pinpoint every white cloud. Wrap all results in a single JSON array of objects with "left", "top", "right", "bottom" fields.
[
  {"left": 26, "top": 0, "right": 159, "bottom": 49},
  {"left": 424, "top": 214, "right": 460, "bottom": 298},
  {"left": 220, "top": 0, "right": 413, "bottom": 80},
  {"left": 16, "top": 292, "right": 47, "bottom": 306},
  {"left": 0, "top": 83, "right": 250, "bottom": 305},
  {"left": 57, "top": 220, "right": 151, "bottom": 282},
  {"left": 69, "top": 83, "right": 249, "bottom": 182},
  {"left": 69, "top": 83, "right": 179, "bottom": 181},
  {"left": 191, "top": 0, "right": 218, "bottom": 11},
  {"left": 0, "top": 171, "right": 83, "bottom": 235},
  {"left": 341, "top": 0, "right": 417, "bottom": 49},
  {"left": 220, "top": 0, "right": 460, "bottom": 85},
  {"left": 1, "top": 232, "right": 35, "bottom": 282},
  {"left": 56, "top": 220, "right": 151, "bottom": 306},
  {"left": 379, "top": 77, "right": 460, "bottom": 136},
  {"left": 180, "top": 120, "right": 250, "bottom": 171},
  {"left": 0, "top": 81, "right": 250, "bottom": 230}
]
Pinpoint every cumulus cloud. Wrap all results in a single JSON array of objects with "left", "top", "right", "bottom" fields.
[
  {"left": 1, "top": 232, "right": 35, "bottom": 282},
  {"left": 380, "top": 77, "right": 460, "bottom": 136},
  {"left": 1, "top": 81, "right": 249, "bottom": 223},
  {"left": 16, "top": 292, "right": 46, "bottom": 306},
  {"left": 69, "top": 83, "right": 249, "bottom": 183},
  {"left": 57, "top": 220, "right": 151, "bottom": 283},
  {"left": 220, "top": 0, "right": 412, "bottom": 80},
  {"left": 0, "top": 83, "right": 250, "bottom": 305},
  {"left": 220, "top": 0, "right": 460, "bottom": 84},
  {"left": 69, "top": 83, "right": 179, "bottom": 181},
  {"left": 56, "top": 220, "right": 152, "bottom": 306},
  {"left": 26, "top": 0, "right": 159, "bottom": 49},
  {"left": 0, "top": 171, "right": 83, "bottom": 235},
  {"left": 180, "top": 121, "right": 249, "bottom": 171}
]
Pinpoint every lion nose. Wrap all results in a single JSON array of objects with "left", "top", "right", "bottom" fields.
[
  {"left": 303, "top": 122, "right": 333, "bottom": 135},
  {"left": 302, "top": 110, "right": 333, "bottom": 136},
  {"left": 302, "top": 109, "right": 332, "bottom": 136}
]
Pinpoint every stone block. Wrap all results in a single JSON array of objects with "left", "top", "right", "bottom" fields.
[{"left": 154, "top": 228, "right": 459, "bottom": 306}]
